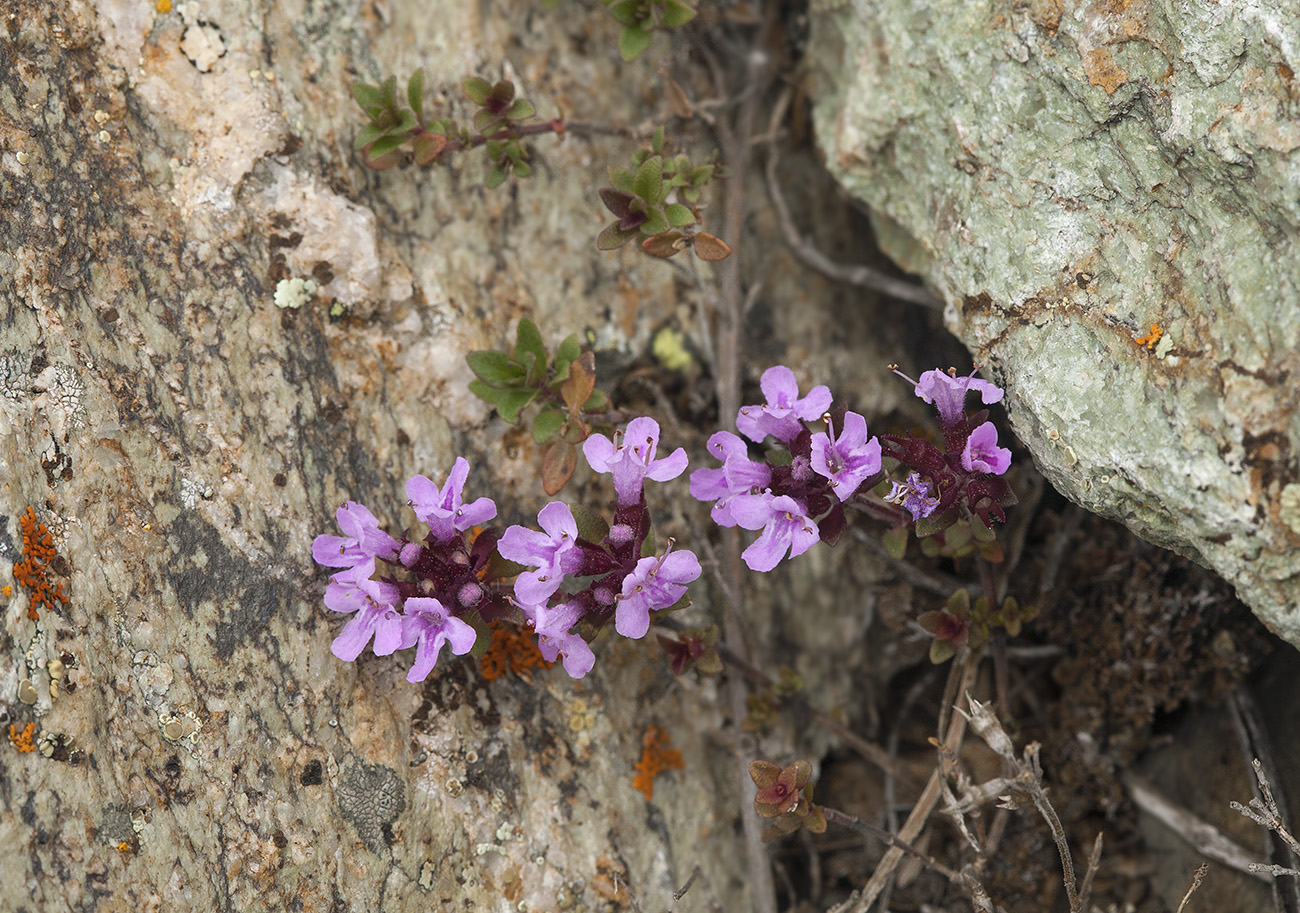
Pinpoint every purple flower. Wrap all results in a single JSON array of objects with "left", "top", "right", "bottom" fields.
[
  {"left": 736, "top": 366, "right": 832, "bottom": 443},
  {"left": 689, "top": 431, "right": 772, "bottom": 526},
  {"left": 406, "top": 457, "right": 498, "bottom": 542},
  {"left": 885, "top": 473, "right": 941, "bottom": 522},
  {"left": 729, "top": 494, "right": 820, "bottom": 572},
  {"left": 401, "top": 597, "right": 477, "bottom": 682},
  {"left": 913, "top": 369, "right": 1003, "bottom": 427},
  {"left": 498, "top": 501, "right": 585, "bottom": 606},
  {"left": 529, "top": 601, "right": 596, "bottom": 678},
  {"left": 312, "top": 501, "right": 401, "bottom": 568},
  {"left": 582, "top": 416, "right": 688, "bottom": 506},
  {"left": 323, "top": 559, "right": 407, "bottom": 661},
  {"left": 961, "top": 422, "right": 1012, "bottom": 475},
  {"left": 810, "top": 412, "right": 882, "bottom": 500},
  {"left": 615, "top": 547, "right": 702, "bottom": 639}
]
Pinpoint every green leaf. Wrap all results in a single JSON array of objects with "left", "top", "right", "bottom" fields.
[
  {"left": 639, "top": 207, "right": 670, "bottom": 236},
  {"left": 929, "top": 638, "right": 957, "bottom": 664},
  {"left": 507, "top": 98, "right": 536, "bottom": 120},
  {"left": 354, "top": 124, "right": 387, "bottom": 149},
  {"left": 407, "top": 69, "right": 425, "bottom": 117},
  {"left": 882, "top": 524, "right": 908, "bottom": 560},
  {"left": 463, "top": 76, "right": 492, "bottom": 105},
  {"left": 485, "top": 165, "right": 508, "bottom": 188},
  {"left": 396, "top": 108, "right": 418, "bottom": 133},
  {"left": 552, "top": 334, "right": 582, "bottom": 381},
  {"left": 368, "top": 132, "right": 411, "bottom": 158},
  {"left": 609, "top": 168, "right": 635, "bottom": 194},
  {"left": 515, "top": 318, "right": 547, "bottom": 371},
  {"left": 597, "top": 221, "right": 639, "bottom": 250},
  {"left": 513, "top": 161, "right": 531, "bottom": 178},
  {"left": 689, "top": 164, "right": 715, "bottom": 184},
  {"left": 378, "top": 75, "right": 398, "bottom": 107},
  {"left": 532, "top": 408, "right": 566, "bottom": 443},
  {"left": 606, "top": 0, "right": 641, "bottom": 26},
  {"left": 466, "top": 351, "right": 524, "bottom": 386},
  {"left": 651, "top": 125, "right": 665, "bottom": 155},
  {"left": 569, "top": 503, "right": 610, "bottom": 544},
  {"left": 619, "top": 25, "right": 654, "bottom": 61},
  {"left": 633, "top": 155, "right": 664, "bottom": 204},
  {"left": 660, "top": 0, "right": 696, "bottom": 28},
  {"left": 665, "top": 203, "right": 696, "bottom": 227},
  {"left": 351, "top": 82, "right": 382, "bottom": 110},
  {"left": 583, "top": 388, "right": 610, "bottom": 411},
  {"left": 495, "top": 388, "right": 539, "bottom": 424}
]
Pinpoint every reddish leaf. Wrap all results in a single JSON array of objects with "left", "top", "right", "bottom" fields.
[
  {"left": 692, "top": 232, "right": 732, "bottom": 261},
  {"left": 412, "top": 131, "right": 447, "bottom": 166},
  {"left": 541, "top": 441, "right": 578, "bottom": 495},
  {"left": 641, "top": 231, "right": 685, "bottom": 259},
  {"left": 560, "top": 350, "right": 597, "bottom": 413}
]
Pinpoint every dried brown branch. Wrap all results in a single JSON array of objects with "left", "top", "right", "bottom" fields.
[
  {"left": 1232, "top": 759, "right": 1300, "bottom": 879},
  {"left": 847, "top": 650, "right": 981, "bottom": 913},
  {"left": 1176, "top": 863, "right": 1210, "bottom": 913}
]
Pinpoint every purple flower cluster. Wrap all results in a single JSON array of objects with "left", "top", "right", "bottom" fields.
[
  {"left": 313, "top": 419, "right": 700, "bottom": 682},
  {"left": 690, "top": 364, "right": 1014, "bottom": 572},
  {"left": 501, "top": 417, "right": 700, "bottom": 676},
  {"left": 313, "top": 364, "right": 1014, "bottom": 680},
  {"left": 313, "top": 459, "right": 508, "bottom": 683}
]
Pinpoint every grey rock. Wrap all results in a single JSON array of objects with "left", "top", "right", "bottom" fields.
[{"left": 811, "top": 0, "right": 1300, "bottom": 643}]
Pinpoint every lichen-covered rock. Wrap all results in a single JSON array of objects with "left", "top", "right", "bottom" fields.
[
  {"left": 811, "top": 0, "right": 1300, "bottom": 643},
  {"left": 1, "top": 0, "right": 751, "bottom": 909}
]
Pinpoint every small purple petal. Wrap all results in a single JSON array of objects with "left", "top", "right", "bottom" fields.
[
  {"left": 499, "top": 501, "right": 584, "bottom": 606},
  {"left": 914, "top": 369, "right": 1004, "bottom": 427},
  {"left": 403, "top": 597, "right": 477, "bottom": 682},
  {"left": 313, "top": 501, "right": 400, "bottom": 568},
  {"left": 583, "top": 416, "right": 687, "bottom": 506},
  {"left": 532, "top": 602, "right": 597, "bottom": 678},
  {"left": 736, "top": 366, "right": 833, "bottom": 443},
  {"left": 615, "top": 548, "right": 702, "bottom": 639},
  {"left": 738, "top": 496, "right": 819, "bottom": 572},
  {"left": 810, "top": 411, "right": 882, "bottom": 500},
  {"left": 961, "top": 422, "right": 1012, "bottom": 475},
  {"left": 406, "top": 458, "right": 498, "bottom": 541}
]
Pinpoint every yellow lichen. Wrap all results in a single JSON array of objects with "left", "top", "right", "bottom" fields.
[
  {"left": 1135, "top": 323, "right": 1164, "bottom": 350},
  {"left": 480, "top": 622, "right": 553, "bottom": 683},
  {"left": 632, "top": 725, "right": 684, "bottom": 800},
  {"left": 8, "top": 722, "right": 36, "bottom": 753}
]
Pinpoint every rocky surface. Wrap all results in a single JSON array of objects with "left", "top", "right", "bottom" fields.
[
  {"left": 0, "top": 1, "right": 929, "bottom": 909},
  {"left": 810, "top": 0, "right": 1300, "bottom": 643},
  {"left": 0, "top": 1, "right": 752, "bottom": 909}
]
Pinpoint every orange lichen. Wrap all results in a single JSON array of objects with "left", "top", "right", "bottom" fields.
[
  {"left": 632, "top": 724, "right": 684, "bottom": 801},
  {"left": 1135, "top": 323, "right": 1164, "bottom": 350},
  {"left": 8, "top": 722, "right": 36, "bottom": 753},
  {"left": 479, "top": 622, "right": 554, "bottom": 683},
  {"left": 13, "top": 506, "right": 68, "bottom": 621},
  {"left": 1, "top": 585, "right": 10, "bottom": 597},
  {"left": 156, "top": 0, "right": 172, "bottom": 12}
]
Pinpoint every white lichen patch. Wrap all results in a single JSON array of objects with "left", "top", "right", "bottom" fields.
[
  {"left": 179, "top": 24, "right": 226, "bottom": 73},
  {"left": 273, "top": 277, "right": 317, "bottom": 310},
  {"left": 1280, "top": 483, "right": 1300, "bottom": 535}
]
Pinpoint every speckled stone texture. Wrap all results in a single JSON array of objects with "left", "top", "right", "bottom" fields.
[
  {"left": 811, "top": 0, "right": 1300, "bottom": 643},
  {"left": 0, "top": 0, "right": 753, "bottom": 909},
  {"left": 0, "top": 0, "right": 924, "bottom": 908}
]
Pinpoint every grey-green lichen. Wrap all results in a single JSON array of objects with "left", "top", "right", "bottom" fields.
[{"left": 811, "top": 0, "right": 1300, "bottom": 643}]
